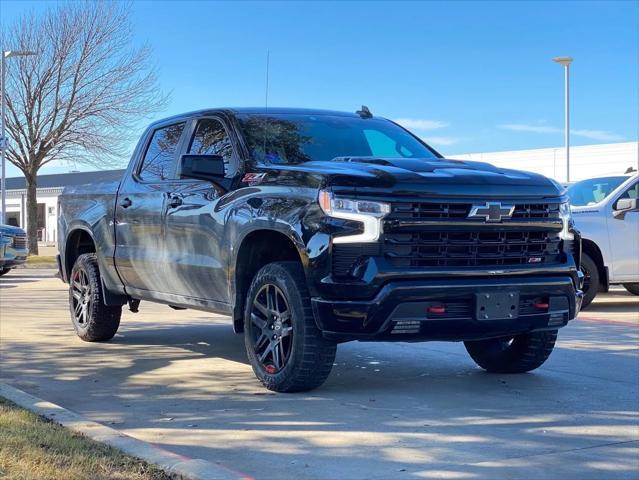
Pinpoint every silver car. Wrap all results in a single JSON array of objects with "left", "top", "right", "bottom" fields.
[{"left": 0, "top": 224, "right": 28, "bottom": 276}]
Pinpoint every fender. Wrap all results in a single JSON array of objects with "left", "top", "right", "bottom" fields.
[{"left": 62, "top": 225, "right": 127, "bottom": 305}]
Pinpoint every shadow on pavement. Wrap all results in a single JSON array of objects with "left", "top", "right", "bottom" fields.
[{"left": 1, "top": 276, "right": 638, "bottom": 479}]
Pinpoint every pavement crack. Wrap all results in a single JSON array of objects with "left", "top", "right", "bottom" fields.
[{"left": 473, "top": 439, "right": 639, "bottom": 464}]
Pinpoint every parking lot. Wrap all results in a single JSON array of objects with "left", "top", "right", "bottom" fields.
[{"left": 1, "top": 269, "right": 638, "bottom": 480}]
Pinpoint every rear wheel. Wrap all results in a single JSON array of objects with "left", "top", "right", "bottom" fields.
[
  {"left": 623, "top": 284, "right": 639, "bottom": 296},
  {"left": 244, "top": 261, "right": 337, "bottom": 392},
  {"left": 69, "top": 253, "right": 121, "bottom": 342},
  {"left": 0, "top": 268, "right": 10, "bottom": 277},
  {"left": 580, "top": 252, "right": 600, "bottom": 309},
  {"left": 464, "top": 330, "right": 558, "bottom": 373}
]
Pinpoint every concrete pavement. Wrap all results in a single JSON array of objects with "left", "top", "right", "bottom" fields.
[{"left": 1, "top": 269, "right": 638, "bottom": 479}]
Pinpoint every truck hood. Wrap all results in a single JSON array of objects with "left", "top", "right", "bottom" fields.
[
  {"left": 266, "top": 157, "right": 564, "bottom": 199},
  {"left": 0, "top": 224, "right": 26, "bottom": 236}
]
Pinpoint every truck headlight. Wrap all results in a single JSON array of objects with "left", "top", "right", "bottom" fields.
[
  {"left": 319, "top": 190, "right": 390, "bottom": 243},
  {"left": 559, "top": 201, "right": 574, "bottom": 240}
]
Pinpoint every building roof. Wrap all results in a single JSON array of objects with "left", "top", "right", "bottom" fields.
[{"left": 5, "top": 169, "right": 126, "bottom": 191}]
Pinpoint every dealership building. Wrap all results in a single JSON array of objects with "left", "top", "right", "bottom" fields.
[
  {"left": 452, "top": 141, "right": 638, "bottom": 183},
  {"left": 1, "top": 141, "right": 637, "bottom": 245},
  {"left": 3, "top": 169, "right": 124, "bottom": 244}
]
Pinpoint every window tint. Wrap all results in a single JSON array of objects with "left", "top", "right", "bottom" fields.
[
  {"left": 139, "top": 123, "right": 185, "bottom": 181},
  {"left": 364, "top": 129, "right": 413, "bottom": 157},
  {"left": 188, "top": 119, "right": 236, "bottom": 176},
  {"left": 236, "top": 114, "right": 437, "bottom": 164},
  {"left": 615, "top": 182, "right": 639, "bottom": 210},
  {"left": 619, "top": 182, "right": 639, "bottom": 200},
  {"left": 566, "top": 176, "right": 627, "bottom": 206}
]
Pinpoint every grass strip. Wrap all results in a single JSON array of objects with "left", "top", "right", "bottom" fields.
[{"left": 0, "top": 398, "right": 171, "bottom": 480}]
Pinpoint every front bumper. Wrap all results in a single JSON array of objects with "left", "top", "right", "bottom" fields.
[
  {"left": 0, "top": 245, "right": 28, "bottom": 269},
  {"left": 312, "top": 275, "right": 583, "bottom": 342}
]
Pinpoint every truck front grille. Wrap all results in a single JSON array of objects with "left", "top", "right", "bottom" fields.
[
  {"left": 331, "top": 199, "right": 565, "bottom": 277},
  {"left": 389, "top": 202, "right": 471, "bottom": 220},
  {"left": 387, "top": 202, "right": 561, "bottom": 221},
  {"left": 383, "top": 230, "right": 562, "bottom": 268},
  {"left": 12, "top": 235, "right": 27, "bottom": 250}
]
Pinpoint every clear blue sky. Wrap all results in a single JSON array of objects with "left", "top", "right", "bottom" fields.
[{"left": 2, "top": 0, "right": 638, "bottom": 176}]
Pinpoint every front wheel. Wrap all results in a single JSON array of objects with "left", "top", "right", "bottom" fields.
[
  {"left": 244, "top": 261, "right": 337, "bottom": 392},
  {"left": 580, "top": 253, "right": 600, "bottom": 309},
  {"left": 464, "top": 330, "right": 558, "bottom": 373},
  {"left": 623, "top": 284, "right": 639, "bottom": 296},
  {"left": 0, "top": 268, "right": 10, "bottom": 277},
  {"left": 69, "top": 253, "right": 122, "bottom": 342}
]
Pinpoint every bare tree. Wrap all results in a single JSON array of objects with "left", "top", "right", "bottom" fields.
[{"left": 1, "top": 2, "right": 167, "bottom": 253}]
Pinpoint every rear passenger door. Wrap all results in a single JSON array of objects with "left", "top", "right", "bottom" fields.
[
  {"left": 162, "top": 117, "right": 240, "bottom": 304},
  {"left": 114, "top": 121, "right": 187, "bottom": 295}
]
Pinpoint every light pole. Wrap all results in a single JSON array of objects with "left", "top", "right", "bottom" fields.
[
  {"left": 1, "top": 50, "right": 37, "bottom": 224},
  {"left": 553, "top": 56, "right": 573, "bottom": 183}
]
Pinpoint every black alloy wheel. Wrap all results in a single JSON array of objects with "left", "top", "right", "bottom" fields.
[
  {"left": 249, "top": 283, "right": 294, "bottom": 374},
  {"left": 69, "top": 253, "right": 121, "bottom": 342},
  {"left": 243, "top": 261, "right": 337, "bottom": 392},
  {"left": 71, "top": 267, "right": 92, "bottom": 328}
]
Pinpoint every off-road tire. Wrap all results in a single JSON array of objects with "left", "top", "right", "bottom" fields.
[
  {"left": 580, "top": 252, "right": 600, "bottom": 309},
  {"left": 0, "top": 268, "right": 10, "bottom": 276},
  {"left": 623, "top": 284, "right": 639, "bottom": 296},
  {"left": 464, "top": 330, "right": 558, "bottom": 373},
  {"left": 244, "top": 261, "right": 337, "bottom": 392},
  {"left": 69, "top": 253, "right": 121, "bottom": 342}
]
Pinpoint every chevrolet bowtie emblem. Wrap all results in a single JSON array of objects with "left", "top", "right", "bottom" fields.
[{"left": 468, "top": 202, "right": 515, "bottom": 222}]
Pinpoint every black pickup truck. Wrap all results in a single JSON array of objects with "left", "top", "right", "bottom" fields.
[{"left": 58, "top": 107, "right": 583, "bottom": 392}]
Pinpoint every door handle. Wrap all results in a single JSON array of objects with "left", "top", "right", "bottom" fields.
[
  {"left": 168, "top": 195, "right": 183, "bottom": 209},
  {"left": 120, "top": 197, "right": 132, "bottom": 208}
]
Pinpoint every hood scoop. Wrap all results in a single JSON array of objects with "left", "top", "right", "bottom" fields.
[
  {"left": 330, "top": 156, "right": 491, "bottom": 173},
  {"left": 332, "top": 156, "right": 395, "bottom": 166}
]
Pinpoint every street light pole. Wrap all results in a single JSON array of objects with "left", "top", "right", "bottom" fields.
[
  {"left": 1, "top": 53, "right": 6, "bottom": 224},
  {"left": 553, "top": 56, "right": 573, "bottom": 183},
  {"left": 1, "top": 50, "right": 36, "bottom": 225}
]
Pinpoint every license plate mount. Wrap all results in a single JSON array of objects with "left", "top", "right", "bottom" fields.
[{"left": 475, "top": 291, "right": 520, "bottom": 320}]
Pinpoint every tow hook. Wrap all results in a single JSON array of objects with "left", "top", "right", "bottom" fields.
[{"left": 128, "top": 298, "right": 140, "bottom": 313}]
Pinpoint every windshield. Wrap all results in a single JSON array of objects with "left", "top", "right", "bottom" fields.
[
  {"left": 236, "top": 113, "right": 439, "bottom": 164},
  {"left": 567, "top": 176, "right": 627, "bottom": 206}
]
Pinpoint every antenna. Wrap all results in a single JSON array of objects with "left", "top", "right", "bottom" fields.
[
  {"left": 264, "top": 50, "right": 270, "bottom": 114},
  {"left": 262, "top": 50, "right": 270, "bottom": 160}
]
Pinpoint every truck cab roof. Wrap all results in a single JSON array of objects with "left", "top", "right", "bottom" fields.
[{"left": 151, "top": 107, "right": 363, "bottom": 128}]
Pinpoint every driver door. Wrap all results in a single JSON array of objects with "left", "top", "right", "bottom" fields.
[
  {"left": 608, "top": 180, "right": 639, "bottom": 282},
  {"left": 163, "top": 117, "right": 240, "bottom": 303}
]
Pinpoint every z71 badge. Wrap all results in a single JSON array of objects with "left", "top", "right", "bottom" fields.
[{"left": 242, "top": 172, "right": 267, "bottom": 185}]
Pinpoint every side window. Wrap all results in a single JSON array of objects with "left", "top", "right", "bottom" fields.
[
  {"left": 139, "top": 123, "right": 186, "bottom": 181},
  {"left": 615, "top": 182, "right": 639, "bottom": 208},
  {"left": 188, "top": 119, "right": 237, "bottom": 176},
  {"left": 620, "top": 182, "right": 639, "bottom": 200}
]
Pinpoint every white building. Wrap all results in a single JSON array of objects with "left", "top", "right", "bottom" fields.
[
  {"left": 3, "top": 170, "right": 124, "bottom": 244},
  {"left": 452, "top": 142, "right": 638, "bottom": 183}
]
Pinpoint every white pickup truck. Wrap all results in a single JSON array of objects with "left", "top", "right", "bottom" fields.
[{"left": 567, "top": 174, "right": 639, "bottom": 308}]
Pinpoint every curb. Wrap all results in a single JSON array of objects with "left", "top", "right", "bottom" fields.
[{"left": 0, "top": 383, "right": 251, "bottom": 480}]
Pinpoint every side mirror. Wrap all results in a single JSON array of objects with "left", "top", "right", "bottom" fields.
[
  {"left": 613, "top": 197, "right": 638, "bottom": 218},
  {"left": 179, "top": 154, "right": 225, "bottom": 182}
]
